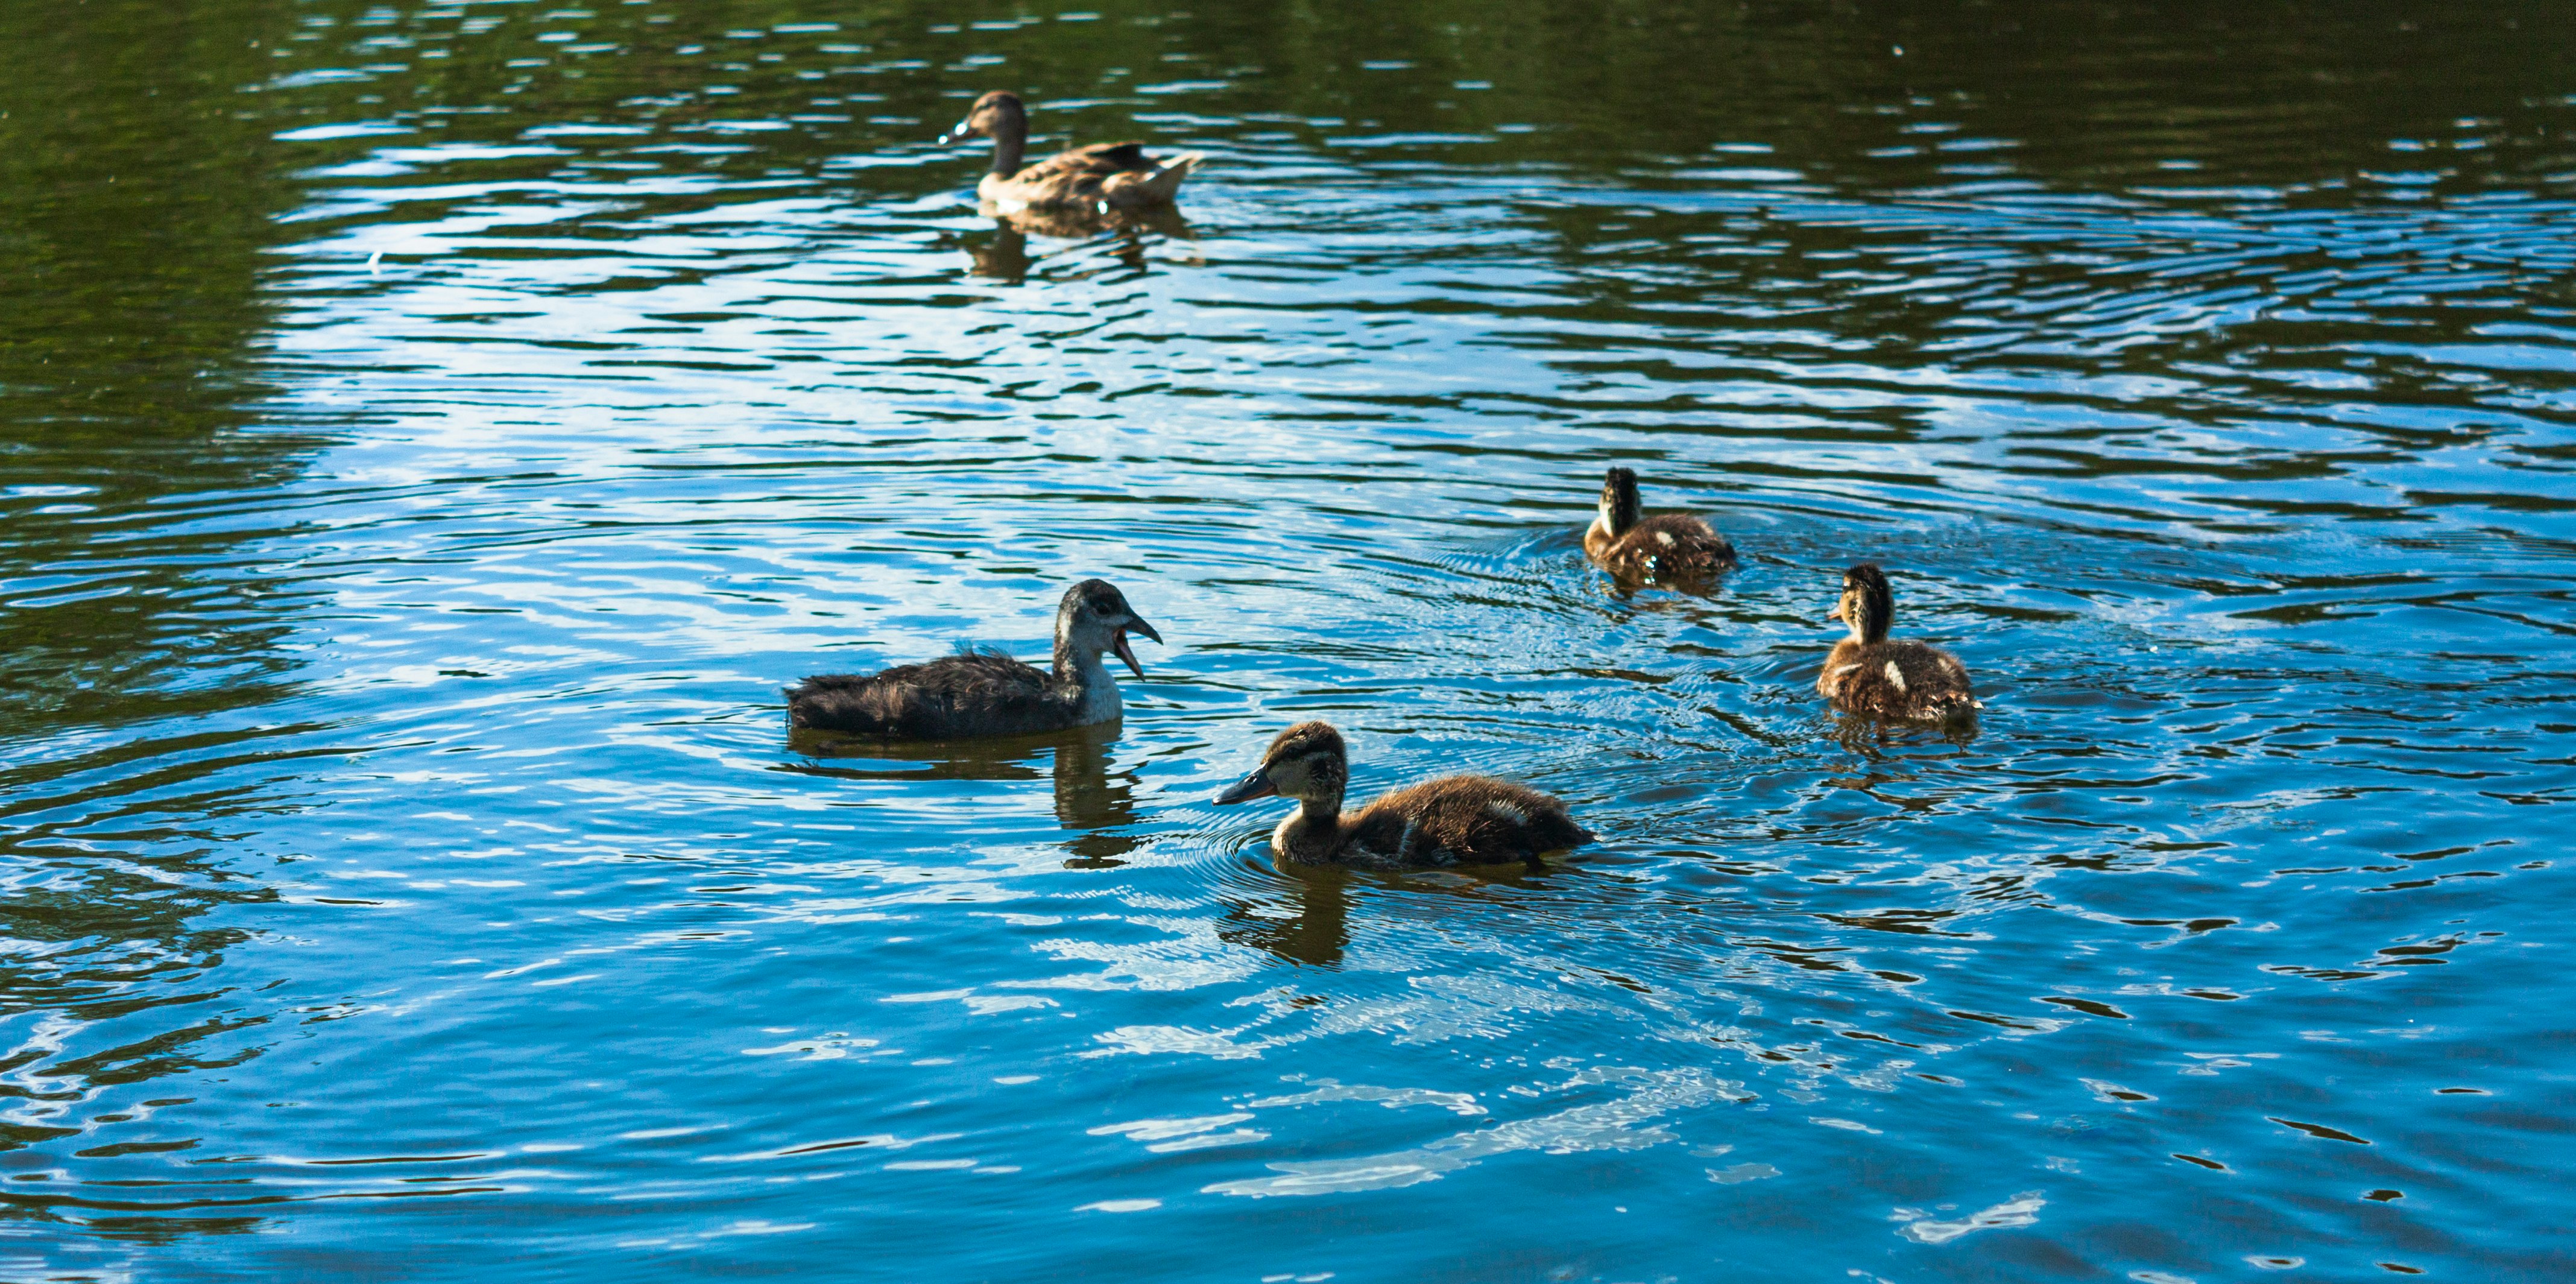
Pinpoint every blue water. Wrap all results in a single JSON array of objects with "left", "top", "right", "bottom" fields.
[{"left": 2, "top": 1, "right": 2572, "bottom": 1279}]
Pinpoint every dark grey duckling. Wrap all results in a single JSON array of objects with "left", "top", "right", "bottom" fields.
[
  {"left": 788, "top": 579, "right": 1163, "bottom": 739},
  {"left": 1585, "top": 466, "right": 1737, "bottom": 583},
  {"left": 1817, "top": 563, "right": 1977, "bottom": 723},
  {"left": 1213, "top": 721, "right": 1591, "bottom": 870}
]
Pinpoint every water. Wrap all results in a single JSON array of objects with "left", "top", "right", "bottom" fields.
[{"left": 4, "top": 1, "right": 2572, "bottom": 1279}]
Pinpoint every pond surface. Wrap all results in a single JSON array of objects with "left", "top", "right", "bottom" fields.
[{"left": 3, "top": 1, "right": 2573, "bottom": 1279}]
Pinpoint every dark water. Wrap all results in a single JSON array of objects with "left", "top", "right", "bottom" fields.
[{"left": 4, "top": 1, "right": 2573, "bottom": 1279}]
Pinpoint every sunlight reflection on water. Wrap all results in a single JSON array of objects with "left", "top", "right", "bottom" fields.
[{"left": 1, "top": 1, "right": 2572, "bottom": 1280}]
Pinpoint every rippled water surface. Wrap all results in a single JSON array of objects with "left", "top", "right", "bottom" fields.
[{"left": 4, "top": 1, "right": 2574, "bottom": 1279}]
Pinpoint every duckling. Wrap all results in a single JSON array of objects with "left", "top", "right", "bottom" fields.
[
  {"left": 1213, "top": 721, "right": 1591, "bottom": 870},
  {"left": 938, "top": 91, "right": 1202, "bottom": 210},
  {"left": 1816, "top": 563, "right": 1977, "bottom": 723},
  {"left": 787, "top": 579, "right": 1163, "bottom": 739},
  {"left": 1585, "top": 467, "right": 1737, "bottom": 583}
]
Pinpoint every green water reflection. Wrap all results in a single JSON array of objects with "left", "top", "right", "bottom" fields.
[{"left": 0, "top": 0, "right": 2569, "bottom": 1279}]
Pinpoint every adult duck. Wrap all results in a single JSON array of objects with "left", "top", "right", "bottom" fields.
[
  {"left": 1816, "top": 563, "right": 1977, "bottom": 723},
  {"left": 1213, "top": 721, "right": 1590, "bottom": 870},
  {"left": 1585, "top": 467, "right": 1737, "bottom": 585},
  {"left": 788, "top": 579, "right": 1162, "bottom": 739},
  {"left": 939, "top": 91, "right": 1201, "bottom": 210}
]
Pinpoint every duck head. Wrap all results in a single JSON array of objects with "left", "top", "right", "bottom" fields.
[
  {"left": 1059, "top": 578, "right": 1162, "bottom": 678},
  {"left": 1213, "top": 720, "right": 1349, "bottom": 806},
  {"left": 1829, "top": 563, "right": 1894, "bottom": 644},
  {"left": 1596, "top": 466, "right": 1643, "bottom": 538},
  {"left": 939, "top": 90, "right": 1028, "bottom": 146}
]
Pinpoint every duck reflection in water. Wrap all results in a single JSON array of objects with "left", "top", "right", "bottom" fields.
[
  {"left": 964, "top": 204, "right": 1193, "bottom": 284},
  {"left": 1047, "top": 720, "right": 1147, "bottom": 867},
  {"left": 787, "top": 721, "right": 1148, "bottom": 868},
  {"left": 1218, "top": 850, "right": 1564, "bottom": 970},
  {"left": 1218, "top": 862, "right": 1356, "bottom": 968},
  {"left": 1831, "top": 709, "right": 1979, "bottom": 752}
]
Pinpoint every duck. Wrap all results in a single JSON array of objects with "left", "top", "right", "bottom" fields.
[
  {"left": 1213, "top": 721, "right": 1591, "bottom": 870},
  {"left": 938, "top": 91, "right": 1202, "bottom": 210},
  {"left": 1585, "top": 467, "right": 1737, "bottom": 584},
  {"left": 787, "top": 579, "right": 1163, "bottom": 739},
  {"left": 1816, "top": 563, "right": 1978, "bottom": 723}
]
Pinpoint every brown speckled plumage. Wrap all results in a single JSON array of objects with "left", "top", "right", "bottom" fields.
[
  {"left": 1213, "top": 721, "right": 1592, "bottom": 870},
  {"left": 1585, "top": 467, "right": 1737, "bottom": 584},
  {"left": 786, "top": 579, "right": 1161, "bottom": 740},
  {"left": 941, "top": 91, "right": 1201, "bottom": 210},
  {"left": 1816, "top": 563, "right": 1977, "bottom": 723}
]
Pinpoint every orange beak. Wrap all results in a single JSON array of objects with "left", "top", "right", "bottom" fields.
[{"left": 1828, "top": 598, "right": 1846, "bottom": 623}]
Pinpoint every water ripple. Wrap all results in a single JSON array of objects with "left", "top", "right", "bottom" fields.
[{"left": 3, "top": 0, "right": 2573, "bottom": 1279}]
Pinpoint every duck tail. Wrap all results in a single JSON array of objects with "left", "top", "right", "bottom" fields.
[
  {"left": 1147, "top": 151, "right": 1202, "bottom": 199},
  {"left": 1105, "top": 151, "right": 1201, "bottom": 207}
]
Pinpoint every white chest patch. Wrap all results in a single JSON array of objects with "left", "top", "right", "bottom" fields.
[
  {"left": 1884, "top": 661, "right": 1907, "bottom": 692},
  {"left": 1076, "top": 674, "right": 1123, "bottom": 724}
]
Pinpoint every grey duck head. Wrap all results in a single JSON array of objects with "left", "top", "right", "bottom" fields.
[
  {"left": 1829, "top": 563, "right": 1895, "bottom": 644},
  {"left": 1058, "top": 578, "right": 1163, "bottom": 678},
  {"left": 1213, "top": 720, "right": 1349, "bottom": 806}
]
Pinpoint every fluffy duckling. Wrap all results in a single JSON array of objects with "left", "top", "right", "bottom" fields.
[
  {"left": 1213, "top": 721, "right": 1591, "bottom": 870},
  {"left": 1585, "top": 467, "right": 1737, "bottom": 583},
  {"left": 788, "top": 579, "right": 1162, "bottom": 739},
  {"left": 1816, "top": 563, "right": 1977, "bottom": 723},
  {"left": 939, "top": 91, "right": 1202, "bottom": 210}
]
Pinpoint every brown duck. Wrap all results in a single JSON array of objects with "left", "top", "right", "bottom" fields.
[
  {"left": 1213, "top": 721, "right": 1591, "bottom": 870},
  {"left": 1585, "top": 467, "right": 1737, "bottom": 583},
  {"left": 788, "top": 580, "right": 1162, "bottom": 739},
  {"left": 939, "top": 91, "right": 1202, "bottom": 210},
  {"left": 1816, "top": 563, "right": 1977, "bottom": 723}
]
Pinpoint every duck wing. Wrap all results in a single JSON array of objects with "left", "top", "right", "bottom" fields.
[
  {"left": 1345, "top": 776, "right": 1591, "bottom": 868},
  {"left": 787, "top": 647, "right": 1066, "bottom": 738},
  {"left": 1599, "top": 514, "right": 1736, "bottom": 580},
  {"left": 1097, "top": 151, "right": 1201, "bottom": 208},
  {"left": 996, "top": 142, "right": 1176, "bottom": 206},
  {"left": 1820, "top": 640, "right": 1974, "bottom": 721},
  {"left": 1064, "top": 141, "right": 1154, "bottom": 171}
]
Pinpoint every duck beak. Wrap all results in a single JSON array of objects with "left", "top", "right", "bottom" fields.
[
  {"left": 1111, "top": 616, "right": 1162, "bottom": 680},
  {"left": 1828, "top": 598, "right": 1846, "bottom": 624},
  {"left": 1213, "top": 767, "right": 1277, "bottom": 805},
  {"left": 937, "top": 118, "right": 975, "bottom": 146}
]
